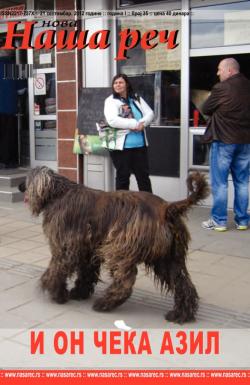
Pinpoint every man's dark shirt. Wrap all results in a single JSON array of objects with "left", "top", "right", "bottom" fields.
[{"left": 202, "top": 73, "right": 250, "bottom": 144}]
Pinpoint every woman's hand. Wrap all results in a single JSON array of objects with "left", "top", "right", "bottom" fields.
[{"left": 134, "top": 122, "right": 145, "bottom": 132}]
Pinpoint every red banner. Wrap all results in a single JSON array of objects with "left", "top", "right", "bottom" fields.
[{"left": 0, "top": 370, "right": 250, "bottom": 384}]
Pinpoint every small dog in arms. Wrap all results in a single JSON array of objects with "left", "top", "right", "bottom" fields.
[{"left": 19, "top": 167, "right": 209, "bottom": 324}]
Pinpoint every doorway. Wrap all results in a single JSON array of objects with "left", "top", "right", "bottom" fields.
[{"left": 0, "top": 34, "right": 30, "bottom": 169}]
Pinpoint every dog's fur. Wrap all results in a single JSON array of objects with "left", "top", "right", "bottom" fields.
[{"left": 20, "top": 167, "right": 209, "bottom": 323}]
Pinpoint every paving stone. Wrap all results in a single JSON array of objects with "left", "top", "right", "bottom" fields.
[
  {"left": 7, "top": 251, "right": 48, "bottom": 265},
  {"left": 0, "top": 279, "right": 40, "bottom": 311},
  {"left": 0, "top": 245, "right": 24, "bottom": 258},
  {"left": 0, "top": 271, "right": 28, "bottom": 290},
  {"left": 0, "top": 204, "right": 249, "bottom": 340}
]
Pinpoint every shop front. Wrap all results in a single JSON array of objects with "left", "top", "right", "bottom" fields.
[
  {"left": 0, "top": 0, "right": 249, "bottom": 206},
  {"left": 0, "top": 0, "right": 56, "bottom": 172},
  {"left": 83, "top": 0, "right": 250, "bottom": 203},
  {"left": 189, "top": 0, "right": 250, "bottom": 206},
  {"left": 0, "top": 2, "right": 28, "bottom": 169}
]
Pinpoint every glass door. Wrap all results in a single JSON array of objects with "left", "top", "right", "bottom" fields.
[{"left": 28, "top": 12, "right": 57, "bottom": 169}]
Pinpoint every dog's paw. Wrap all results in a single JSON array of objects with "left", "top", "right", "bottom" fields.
[
  {"left": 93, "top": 298, "right": 112, "bottom": 312},
  {"left": 69, "top": 287, "right": 92, "bottom": 300},
  {"left": 52, "top": 288, "right": 69, "bottom": 304},
  {"left": 165, "top": 310, "right": 183, "bottom": 324},
  {"left": 165, "top": 310, "right": 196, "bottom": 324}
]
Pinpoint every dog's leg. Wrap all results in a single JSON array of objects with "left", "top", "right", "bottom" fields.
[
  {"left": 165, "top": 263, "right": 199, "bottom": 324},
  {"left": 41, "top": 256, "right": 70, "bottom": 304},
  {"left": 93, "top": 265, "right": 137, "bottom": 312},
  {"left": 69, "top": 259, "right": 100, "bottom": 300}
]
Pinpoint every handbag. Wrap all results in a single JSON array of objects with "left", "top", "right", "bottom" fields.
[
  {"left": 73, "top": 128, "right": 82, "bottom": 154},
  {"left": 73, "top": 128, "right": 107, "bottom": 155},
  {"left": 79, "top": 134, "right": 107, "bottom": 156},
  {"left": 96, "top": 119, "right": 117, "bottom": 150}
]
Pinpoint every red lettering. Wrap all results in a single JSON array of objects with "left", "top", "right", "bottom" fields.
[
  {"left": 140, "top": 29, "right": 158, "bottom": 50},
  {"left": 158, "top": 30, "right": 179, "bottom": 49},
  {"left": 160, "top": 332, "right": 174, "bottom": 354},
  {"left": 54, "top": 331, "right": 68, "bottom": 354},
  {"left": 115, "top": 28, "right": 140, "bottom": 60},
  {"left": 88, "top": 30, "right": 111, "bottom": 49},
  {"left": 57, "top": 30, "right": 81, "bottom": 50},
  {"left": 94, "top": 331, "right": 107, "bottom": 354},
  {"left": 124, "top": 331, "right": 137, "bottom": 354},
  {"left": 110, "top": 331, "right": 122, "bottom": 354},
  {"left": 34, "top": 30, "right": 56, "bottom": 49},
  {"left": 205, "top": 331, "right": 220, "bottom": 354},
  {"left": 138, "top": 331, "right": 152, "bottom": 354},
  {"left": 30, "top": 331, "right": 44, "bottom": 355},
  {"left": 190, "top": 331, "right": 203, "bottom": 354},
  {"left": 1, "top": 21, "right": 36, "bottom": 49},
  {"left": 176, "top": 331, "right": 188, "bottom": 354},
  {"left": 70, "top": 331, "right": 84, "bottom": 354}
]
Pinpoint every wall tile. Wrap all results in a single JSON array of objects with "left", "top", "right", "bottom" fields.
[
  {"left": 56, "top": 0, "right": 74, "bottom": 10},
  {"left": 58, "top": 140, "right": 77, "bottom": 168},
  {"left": 58, "top": 111, "right": 77, "bottom": 139},
  {"left": 57, "top": 82, "right": 76, "bottom": 110},
  {"left": 57, "top": 52, "right": 76, "bottom": 81},
  {"left": 58, "top": 168, "right": 77, "bottom": 182}
]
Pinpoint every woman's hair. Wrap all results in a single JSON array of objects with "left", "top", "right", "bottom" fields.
[{"left": 112, "top": 73, "right": 137, "bottom": 100}]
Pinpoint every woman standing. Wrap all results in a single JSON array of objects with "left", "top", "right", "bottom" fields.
[{"left": 104, "top": 74, "right": 154, "bottom": 192}]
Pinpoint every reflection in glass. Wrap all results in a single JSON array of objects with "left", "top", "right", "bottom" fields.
[
  {"left": 193, "top": 135, "right": 209, "bottom": 167},
  {"left": 117, "top": 12, "right": 182, "bottom": 126},
  {"left": 33, "top": 27, "right": 55, "bottom": 69},
  {"left": 161, "top": 71, "right": 180, "bottom": 126},
  {"left": 35, "top": 120, "right": 56, "bottom": 161},
  {"left": 126, "top": 73, "right": 155, "bottom": 111},
  {"left": 191, "top": 1, "right": 250, "bottom": 49},
  {"left": 34, "top": 0, "right": 54, "bottom": 10}
]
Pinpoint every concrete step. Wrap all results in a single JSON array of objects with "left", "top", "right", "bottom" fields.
[
  {"left": 0, "top": 169, "right": 27, "bottom": 188},
  {"left": 0, "top": 186, "right": 24, "bottom": 203}
]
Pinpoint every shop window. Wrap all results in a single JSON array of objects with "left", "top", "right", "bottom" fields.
[
  {"left": 34, "top": 120, "right": 56, "bottom": 161},
  {"left": 191, "top": 1, "right": 250, "bottom": 49},
  {"left": 31, "top": 20, "right": 56, "bottom": 163},
  {"left": 189, "top": 53, "right": 250, "bottom": 169},
  {"left": 161, "top": 71, "right": 180, "bottom": 126},
  {"left": 33, "top": 72, "right": 56, "bottom": 116},
  {"left": 190, "top": 53, "right": 250, "bottom": 128},
  {"left": 118, "top": 16, "right": 181, "bottom": 126},
  {"left": 117, "top": 14, "right": 181, "bottom": 177},
  {"left": 125, "top": 73, "right": 155, "bottom": 110},
  {"left": 189, "top": 130, "right": 209, "bottom": 169},
  {"left": 0, "top": 1, "right": 26, "bottom": 8},
  {"left": 119, "top": 0, "right": 179, "bottom": 6},
  {"left": 34, "top": 0, "right": 55, "bottom": 10},
  {"left": 33, "top": 27, "right": 55, "bottom": 69},
  {"left": 33, "top": 48, "right": 55, "bottom": 70}
]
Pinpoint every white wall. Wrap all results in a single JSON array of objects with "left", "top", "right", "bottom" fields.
[{"left": 83, "top": 0, "right": 115, "bottom": 190}]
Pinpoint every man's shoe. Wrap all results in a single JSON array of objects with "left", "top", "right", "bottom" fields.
[
  {"left": 236, "top": 223, "right": 248, "bottom": 231},
  {"left": 202, "top": 218, "right": 227, "bottom": 232}
]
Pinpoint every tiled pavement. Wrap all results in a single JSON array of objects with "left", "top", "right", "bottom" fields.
[{"left": 0, "top": 201, "right": 249, "bottom": 332}]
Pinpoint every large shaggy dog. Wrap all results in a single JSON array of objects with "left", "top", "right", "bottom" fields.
[{"left": 20, "top": 167, "right": 209, "bottom": 323}]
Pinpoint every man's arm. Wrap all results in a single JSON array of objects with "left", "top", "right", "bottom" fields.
[{"left": 202, "top": 83, "right": 225, "bottom": 116}]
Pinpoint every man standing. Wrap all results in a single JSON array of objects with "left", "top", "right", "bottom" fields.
[{"left": 202, "top": 58, "right": 250, "bottom": 231}]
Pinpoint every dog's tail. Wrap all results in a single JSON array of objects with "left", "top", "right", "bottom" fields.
[{"left": 165, "top": 172, "right": 209, "bottom": 219}]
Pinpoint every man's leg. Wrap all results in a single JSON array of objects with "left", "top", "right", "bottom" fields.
[
  {"left": 210, "top": 141, "right": 235, "bottom": 226},
  {"left": 231, "top": 144, "right": 250, "bottom": 227},
  {"left": 109, "top": 149, "right": 131, "bottom": 190}
]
